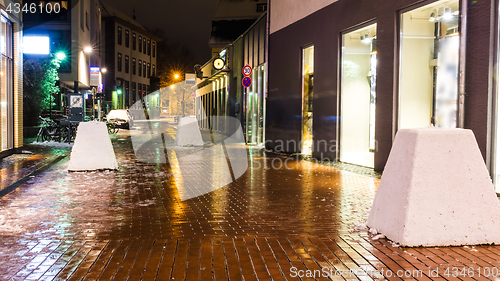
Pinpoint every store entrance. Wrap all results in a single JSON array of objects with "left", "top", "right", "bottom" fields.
[
  {"left": 398, "top": 0, "right": 460, "bottom": 129},
  {"left": 301, "top": 46, "right": 314, "bottom": 155},
  {"left": 339, "top": 23, "right": 377, "bottom": 168}
]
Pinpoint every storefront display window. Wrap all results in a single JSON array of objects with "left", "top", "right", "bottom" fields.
[
  {"left": 1, "top": 16, "right": 13, "bottom": 152},
  {"left": 246, "top": 64, "right": 266, "bottom": 144},
  {"left": 301, "top": 46, "right": 314, "bottom": 155},
  {"left": 340, "top": 23, "right": 377, "bottom": 168},
  {"left": 493, "top": 0, "right": 500, "bottom": 193},
  {"left": 399, "top": 0, "right": 460, "bottom": 129}
]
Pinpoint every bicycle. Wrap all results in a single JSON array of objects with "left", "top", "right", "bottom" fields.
[
  {"left": 60, "top": 121, "right": 78, "bottom": 142},
  {"left": 36, "top": 116, "right": 61, "bottom": 142}
]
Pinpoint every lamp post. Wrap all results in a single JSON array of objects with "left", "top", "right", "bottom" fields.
[
  {"left": 99, "top": 68, "right": 107, "bottom": 121},
  {"left": 173, "top": 73, "right": 185, "bottom": 117},
  {"left": 84, "top": 46, "right": 93, "bottom": 119},
  {"left": 52, "top": 51, "right": 67, "bottom": 120}
]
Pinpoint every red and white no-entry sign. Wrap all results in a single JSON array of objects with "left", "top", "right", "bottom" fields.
[{"left": 242, "top": 65, "right": 252, "bottom": 77}]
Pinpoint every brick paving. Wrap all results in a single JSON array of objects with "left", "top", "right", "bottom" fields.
[{"left": 0, "top": 121, "right": 500, "bottom": 280}]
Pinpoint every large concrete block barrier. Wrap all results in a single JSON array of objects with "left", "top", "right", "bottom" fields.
[
  {"left": 367, "top": 128, "right": 500, "bottom": 247},
  {"left": 175, "top": 117, "right": 204, "bottom": 147},
  {"left": 68, "top": 122, "right": 118, "bottom": 171}
]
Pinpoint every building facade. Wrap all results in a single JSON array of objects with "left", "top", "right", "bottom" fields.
[
  {"left": 266, "top": 0, "right": 498, "bottom": 176},
  {"left": 23, "top": 0, "right": 103, "bottom": 115},
  {"left": 209, "top": 0, "right": 267, "bottom": 58},
  {"left": 196, "top": 12, "right": 267, "bottom": 145},
  {"left": 100, "top": 3, "right": 159, "bottom": 115},
  {"left": 0, "top": 0, "right": 23, "bottom": 157}
]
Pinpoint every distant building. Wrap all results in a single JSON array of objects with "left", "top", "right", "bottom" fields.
[
  {"left": 0, "top": 0, "right": 23, "bottom": 157},
  {"left": 23, "top": 0, "right": 103, "bottom": 112},
  {"left": 209, "top": 0, "right": 267, "bottom": 57},
  {"left": 100, "top": 3, "right": 160, "bottom": 114}
]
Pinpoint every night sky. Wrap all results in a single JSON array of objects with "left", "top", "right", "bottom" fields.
[{"left": 101, "top": 0, "right": 220, "bottom": 64}]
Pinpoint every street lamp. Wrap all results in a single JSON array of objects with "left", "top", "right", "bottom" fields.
[
  {"left": 55, "top": 51, "right": 66, "bottom": 61},
  {"left": 174, "top": 73, "right": 180, "bottom": 80},
  {"left": 84, "top": 46, "right": 93, "bottom": 53}
]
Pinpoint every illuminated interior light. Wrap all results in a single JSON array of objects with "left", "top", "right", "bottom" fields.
[{"left": 442, "top": 8, "right": 453, "bottom": 21}]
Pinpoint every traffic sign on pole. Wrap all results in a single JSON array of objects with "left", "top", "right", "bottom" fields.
[
  {"left": 242, "top": 77, "right": 252, "bottom": 88},
  {"left": 242, "top": 65, "right": 252, "bottom": 77}
]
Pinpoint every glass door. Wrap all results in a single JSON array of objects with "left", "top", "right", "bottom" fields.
[
  {"left": 398, "top": 0, "right": 461, "bottom": 129},
  {"left": 245, "top": 65, "right": 266, "bottom": 144},
  {"left": 301, "top": 46, "right": 314, "bottom": 155},
  {"left": 340, "top": 23, "right": 377, "bottom": 168}
]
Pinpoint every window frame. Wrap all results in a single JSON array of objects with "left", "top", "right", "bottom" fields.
[
  {"left": 117, "top": 26, "right": 122, "bottom": 45},
  {"left": 117, "top": 53, "right": 122, "bottom": 72},
  {"left": 125, "top": 30, "right": 130, "bottom": 48},
  {"left": 125, "top": 55, "right": 130, "bottom": 73}
]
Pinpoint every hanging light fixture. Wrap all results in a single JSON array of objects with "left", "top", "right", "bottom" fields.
[
  {"left": 361, "top": 33, "right": 373, "bottom": 44},
  {"left": 429, "top": 10, "right": 437, "bottom": 22}
]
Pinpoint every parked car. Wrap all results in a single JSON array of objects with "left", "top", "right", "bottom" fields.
[{"left": 106, "top": 109, "right": 133, "bottom": 129}]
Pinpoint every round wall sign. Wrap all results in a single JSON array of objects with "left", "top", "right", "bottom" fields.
[{"left": 213, "top": 58, "right": 225, "bottom": 70}]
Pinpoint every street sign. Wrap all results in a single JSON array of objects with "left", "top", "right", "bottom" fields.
[
  {"left": 242, "top": 65, "right": 252, "bottom": 77},
  {"left": 242, "top": 77, "right": 252, "bottom": 88}
]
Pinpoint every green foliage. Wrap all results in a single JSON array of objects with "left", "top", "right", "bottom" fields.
[{"left": 23, "top": 56, "right": 61, "bottom": 126}]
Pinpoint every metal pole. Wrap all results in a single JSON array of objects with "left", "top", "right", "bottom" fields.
[{"left": 182, "top": 89, "right": 185, "bottom": 117}]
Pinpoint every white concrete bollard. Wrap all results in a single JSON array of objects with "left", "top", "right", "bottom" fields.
[
  {"left": 175, "top": 117, "right": 204, "bottom": 147},
  {"left": 367, "top": 128, "right": 500, "bottom": 247},
  {"left": 68, "top": 122, "right": 118, "bottom": 171}
]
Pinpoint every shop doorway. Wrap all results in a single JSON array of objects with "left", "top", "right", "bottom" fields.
[
  {"left": 301, "top": 46, "right": 314, "bottom": 155},
  {"left": 339, "top": 23, "right": 377, "bottom": 168},
  {"left": 398, "top": 0, "right": 461, "bottom": 129}
]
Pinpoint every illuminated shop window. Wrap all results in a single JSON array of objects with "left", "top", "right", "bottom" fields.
[
  {"left": 340, "top": 23, "right": 377, "bottom": 168},
  {"left": 399, "top": 0, "right": 460, "bottom": 129}
]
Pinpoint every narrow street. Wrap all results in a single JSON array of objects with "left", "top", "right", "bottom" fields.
[{"left": 0, "top": 122, "right": 499, "bottom": 280}]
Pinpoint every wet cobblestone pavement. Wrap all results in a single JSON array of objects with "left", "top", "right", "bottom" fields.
[{"left": 1, "top": 121, "right": 500, "bottom": 280}]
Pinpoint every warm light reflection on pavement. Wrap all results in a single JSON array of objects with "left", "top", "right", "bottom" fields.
[{"left": 8, "top": 122, "right": 496, "bottom": 280}]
